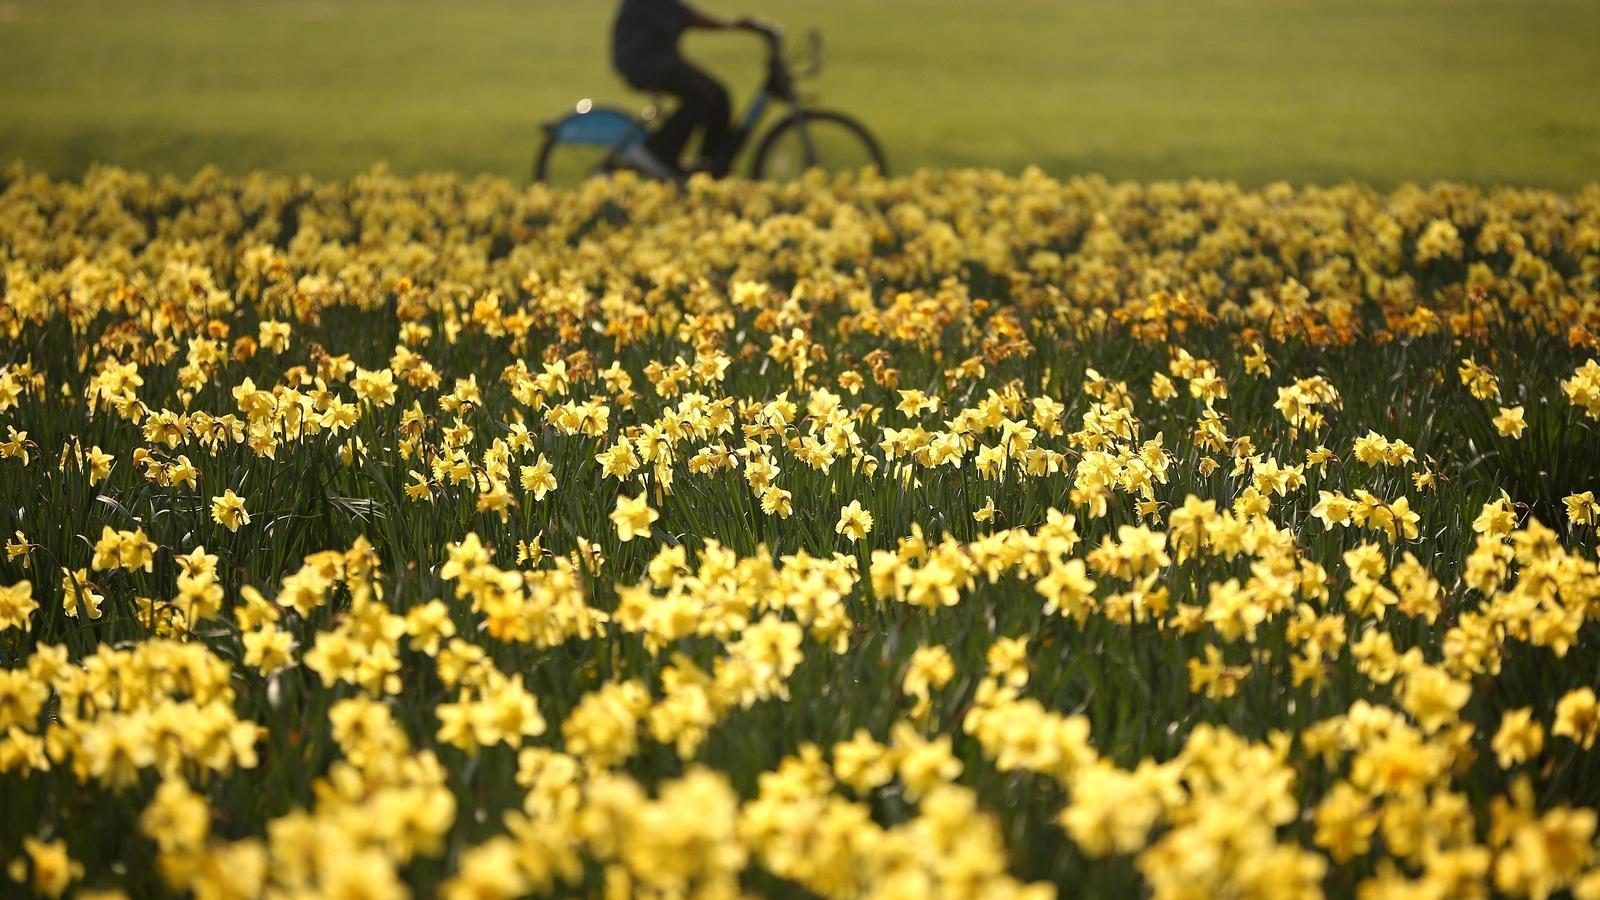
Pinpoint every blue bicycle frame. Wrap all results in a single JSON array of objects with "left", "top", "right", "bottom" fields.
[{"left": 543, "top": 86, "right": 778, "bottom": 163}]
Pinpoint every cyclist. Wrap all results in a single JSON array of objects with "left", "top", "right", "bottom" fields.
[{"left": 611, "top": 0, "right": 778, "bottom": 179}]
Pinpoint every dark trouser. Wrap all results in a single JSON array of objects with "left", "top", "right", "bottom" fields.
[{"left": 631, "top": 57, "right": 734, "bottom": 175}]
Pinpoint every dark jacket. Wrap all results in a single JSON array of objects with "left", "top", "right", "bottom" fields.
[{"left": 612, "top": 0, "right": 692, "bottom": 86}]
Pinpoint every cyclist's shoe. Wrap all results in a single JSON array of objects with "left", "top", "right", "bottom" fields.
[{"left": 620, "top": 145, "right": 680, "bottom": 182}]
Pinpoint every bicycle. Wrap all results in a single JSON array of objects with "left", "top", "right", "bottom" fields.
[{"left": 532, "top": 29, "right": 887, "bottom": 187}]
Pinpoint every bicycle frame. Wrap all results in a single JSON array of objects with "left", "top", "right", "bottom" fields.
[{"left": 737, "top": 91, "right": 776, "bottom": 143}]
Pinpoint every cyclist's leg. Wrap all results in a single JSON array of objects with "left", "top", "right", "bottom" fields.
[
  {"left": 642, "top": 59, "right": 731, "bottom": 174},
  {"left": 681, "top": 64, "right": 733, "bottom": 175},
  {"left": 644, "top": 98, "right": 695, "bottom": 170}
]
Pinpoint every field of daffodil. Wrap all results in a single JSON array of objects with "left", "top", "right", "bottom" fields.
[{"left": 2, "top": 164, "right": 1600, "bottom": 898}]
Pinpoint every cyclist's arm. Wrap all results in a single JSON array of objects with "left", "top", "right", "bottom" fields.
[{"left": 683, "top": 5, "right": 778, "bottom": 37}]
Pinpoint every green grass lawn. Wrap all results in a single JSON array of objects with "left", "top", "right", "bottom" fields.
[{"left": 1, "top": 0, "right": 1598, "bottom": 187}]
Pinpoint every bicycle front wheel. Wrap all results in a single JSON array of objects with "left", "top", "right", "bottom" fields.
[{"left": 749, "top": 110, "right": 887, "bottom": 181}]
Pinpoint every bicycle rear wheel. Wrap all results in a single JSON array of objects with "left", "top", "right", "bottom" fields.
[
  {"left": 750, "top": 110, "right": 887, "bottom": 181},
  {"left": 532, "top": 137, "right": 619, "bottom": 190}
]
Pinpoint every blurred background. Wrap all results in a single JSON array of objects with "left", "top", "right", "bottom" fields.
[{"left": 1, "top": 0, "right": 1597, "bottom": 188}]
